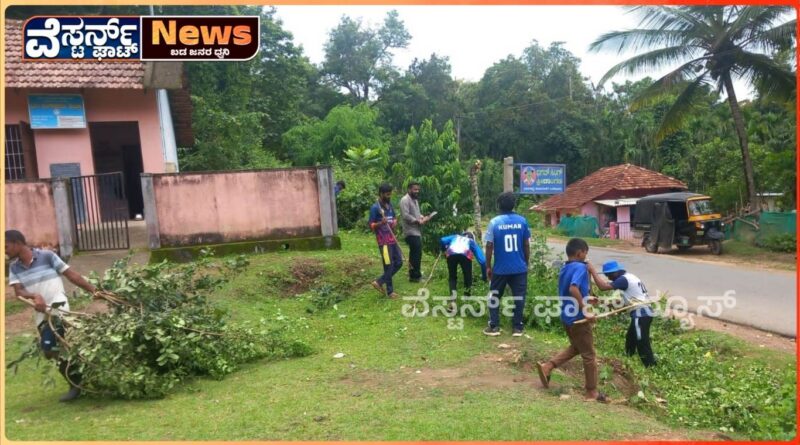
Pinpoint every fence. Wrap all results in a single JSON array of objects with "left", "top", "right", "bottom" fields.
[
  {"left": 731, "top": 211, "right": 796, "bottom": 245},
  {"left": 557, "top": 215, "right": 600, "bottom": 238},
  {"left": 142, "top": 167, "right": 338, "bottom": 249}
]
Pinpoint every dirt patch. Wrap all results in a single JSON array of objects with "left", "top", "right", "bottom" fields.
[
  {"left": 4, "top": 298, "right": 110, "bottom": 336},
  {"left": 658, "top": 246, "right": 795, "bottom": 272},
  {"left": 338, "top": 349, "right": 540, "bottom": 397},
  {"left": 263, "top": 258, "right": 326, "bottom": 297},
  {"left": 4, "top": 307, "right": 33, "bottom": 336},
  {"left": 289, "top": 259, "right": 325, "bottom": 294},
  {"left": 336, "top": 255, "right": 375, "bottom": 284}
]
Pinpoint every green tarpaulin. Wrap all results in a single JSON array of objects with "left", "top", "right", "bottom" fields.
[{"left": 557, "top": 216, "right": 600, "bottom": 238}]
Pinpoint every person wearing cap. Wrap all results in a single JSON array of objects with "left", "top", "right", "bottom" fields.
[
  {"left": 588, "top": 260, "right": 657, "bottom": 367},
  {"left": 439, "top": 231, "right": 487, "bottom": 312}
]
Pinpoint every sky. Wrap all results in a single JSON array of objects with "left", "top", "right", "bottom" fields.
[{"left": 273, "top": 5, "right": 758, "bottom": 97}]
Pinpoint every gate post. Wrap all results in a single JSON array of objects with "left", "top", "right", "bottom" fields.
[
  {"left": 316, "top": 166, "right": 338, "bottom": 247},
  {"left": 51, "top": 178, "right": 75, "bottom": 261},
  {"left": 503, "top": 156, "right": 514, "bottom": 193},
  {"left": 141, "top": 173, "right": 161, "bottom": 249}
]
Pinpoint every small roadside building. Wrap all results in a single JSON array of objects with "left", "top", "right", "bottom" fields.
[
  {"left": 532, "top": 163, "right": 687, "bottom": 239},
  {"left": 4, "top": 19, "right": 192, "bottom": 219}
]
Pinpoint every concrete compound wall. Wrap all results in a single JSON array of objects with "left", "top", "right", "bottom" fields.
[
  {"left": 143, "top": 167, "right": 338, "bottom": 249},
  {"left": 5, "top": 180, "right": 59, "bottom": 249}
]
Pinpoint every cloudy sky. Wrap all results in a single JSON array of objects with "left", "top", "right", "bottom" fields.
[{"left": 273, "top": 5, "right": 758, "bottom": 97}]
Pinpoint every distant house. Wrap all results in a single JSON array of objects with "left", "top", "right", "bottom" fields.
[{"left": 531, "top": 164, "right": 687, "bottom": 239}]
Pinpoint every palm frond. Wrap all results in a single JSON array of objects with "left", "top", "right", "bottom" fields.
[
  {"left": 655, "top": 76, "right": 709, "bottom": 141},
  {"left": 646, "top": 6, "right": 716, "bottom": 37},
  {"left": 743, "top": 19, "right": 797, "bottom": 53},
  {"left": 732, "top": 50, "right": 796, "bottom": 101},
  {"left": 589, "top": 29, "right": 690, "bottom": 54},
  {"left": 731, "top": 6, "right": 794, "bottom": 40},
  {"left": 598, "top": 47, "right": 705, "bottom": 87},
  {"left": 629, "top": 61, "right": 708, "bottom": 110}
]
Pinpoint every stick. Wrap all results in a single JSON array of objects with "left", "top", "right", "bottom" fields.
[
  {"left": 574, "top": 294, "right": 665, "bottom": 325},
  {"left": 15, "top": 296, "right": 89, "bottom": 317},
  {"left": 421, "top": 251, "right": 443, "bottom": 289}
]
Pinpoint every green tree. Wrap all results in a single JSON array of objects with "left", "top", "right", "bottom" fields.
[
  {"left": 377, "top": 54, "right": 461, "bottom": 134},
  {"left": 591, "top": 6, "right": 796, "bottom": 208},
  {"left": 282, "top": 103, "right": 389, "bottom": 166},
  {"left": 394, "top": 120, "right": 472, "bottom": 254},
  {"left": 322, "top": 10, "right": 411, "bottom": 101}
]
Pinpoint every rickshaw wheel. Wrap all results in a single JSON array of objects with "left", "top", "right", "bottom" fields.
[{"left": 709, "top": 239, "right": 723, "bottom": 255}]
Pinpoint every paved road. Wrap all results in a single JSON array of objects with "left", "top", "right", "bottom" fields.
[{"left": 546, "top": 242, "right": 797, "bottom": 337}]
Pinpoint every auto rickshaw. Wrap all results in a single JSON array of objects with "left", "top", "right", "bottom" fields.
[{"left": 632, "top": 192, "right": 725, "bottom": 255}]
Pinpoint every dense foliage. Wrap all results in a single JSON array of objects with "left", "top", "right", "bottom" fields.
[
  {"left": 516, "top": 234, "right": 796, "bottom": 440},
  {"left": 393, "top": 120, "right": 473, "bottom": 254},
  {"left": 9, "top": 6, "right": 795, "bottom": 213},
  {"left": 13, "top": 253, "right": 312, "bottom": 399}
]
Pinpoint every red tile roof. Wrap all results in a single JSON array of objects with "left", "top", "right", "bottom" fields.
[
  {"left": 4, "top": 19, "right": 145, "bottom": 89},
  {"left": 533, "top": 164, "right": 687, "bottom": 211}
]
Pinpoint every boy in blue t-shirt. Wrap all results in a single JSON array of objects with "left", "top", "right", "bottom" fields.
[
  {"left": 536, "top": 238, "right": 609, "bottom": 403},
  {"left": 369, "top": 183, "right": 403, "bottom": 299},
  {"left": 483, "top": 192, "right": 530, "bottom": 337}
]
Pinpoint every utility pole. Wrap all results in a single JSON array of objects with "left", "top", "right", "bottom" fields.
[
  {"left": 455, "top": 115, "right": 461, "bottom": 149},
  {"left": 568, "top": 76, "right": 573, "bottom": 101}
]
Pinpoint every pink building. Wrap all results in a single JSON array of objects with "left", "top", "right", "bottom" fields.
[
  {"left": 4, "top": 19, "right": 191, "bottom": 219},
  {"left": 532, "top": 164, "right": 687, "bottom": 240}
]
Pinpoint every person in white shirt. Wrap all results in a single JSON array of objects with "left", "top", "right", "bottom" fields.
[
  {"left": 588, "top": 260, "right": 657, "bottom": 367},
  {"left": 6, "top": 230, "right": 97, "bottom": 401}
]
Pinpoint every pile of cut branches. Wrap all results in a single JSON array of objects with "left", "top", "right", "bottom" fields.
[{"left": 10, "top": 252, "right": 312, "bottom": 399}]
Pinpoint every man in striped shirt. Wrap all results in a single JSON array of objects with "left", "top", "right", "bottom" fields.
[{"left": 6, "top": 230, "right": 97, "bottom": 402}]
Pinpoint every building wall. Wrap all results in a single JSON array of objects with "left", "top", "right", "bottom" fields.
[
  {"left": 5, "top": 180, "right": 59, "bottom": 249},
  {"left": 580, "top": 202, "right": 599, "bottom": 219},
  {"left": 4, "top": 88, "right": 165, "bottom": 178},
  {"left": 151, "top": 168, "right": 324, "bottom": 247}
]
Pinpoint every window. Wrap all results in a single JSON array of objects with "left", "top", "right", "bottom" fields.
[
  {"left": 688, "top": 199, "right": 714, "bottom": 216},
  {"left": 5, "top": 124, "right": 26, "bottom": 180}
]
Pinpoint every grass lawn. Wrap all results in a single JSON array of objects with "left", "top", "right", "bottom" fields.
[{"left": 4, "top": 231, "right": 794, "bottom": 440}]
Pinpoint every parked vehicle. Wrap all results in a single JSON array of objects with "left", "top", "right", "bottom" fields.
[{"left": 632, "top": 192, "right": 725, "bottom": 255}]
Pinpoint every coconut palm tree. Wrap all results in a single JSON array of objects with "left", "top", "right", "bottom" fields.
[{"left": 590, "top": 6, "right": 796, "bottom": 208}]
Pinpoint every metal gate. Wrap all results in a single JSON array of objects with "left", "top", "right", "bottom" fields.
[{"left": 69, "top": 172, "right": 130, "bottom": 251}]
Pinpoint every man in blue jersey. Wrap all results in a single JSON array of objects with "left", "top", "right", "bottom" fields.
[
  {"left": 536, "top": 238, "right": 608, "bottom": 403},
  {"left": 483, "top": 192, "right": 530, "bottom": 337}
]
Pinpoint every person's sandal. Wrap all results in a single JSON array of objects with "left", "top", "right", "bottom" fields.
[
  {"left": 536, "top": 362, "right": 551, "bottom": 388},
  {"left": 584, "top": 392, "right": 611, "bottom": 404},
  {"left": 371, "top": 281, "right": 386, "bottom": 296}
]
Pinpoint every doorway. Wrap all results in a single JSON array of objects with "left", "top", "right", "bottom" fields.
[{"left": 89, "top": 122, "right": 145, "bottom": 219}]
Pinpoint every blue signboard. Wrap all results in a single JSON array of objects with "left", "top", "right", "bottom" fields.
[
  {"left": 519, "top": 164, "right": 566, "bottom": 194},
  {"left": 28, "top": 94, "right": 87, "bottom": 129}
]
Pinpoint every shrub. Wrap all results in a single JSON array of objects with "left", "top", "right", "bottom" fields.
[
  {"left": 333, "top": 164, "right": 382, "bottom": 231},
  {"left": 759, "top": 233, "right": 796, "bottom": 253}
]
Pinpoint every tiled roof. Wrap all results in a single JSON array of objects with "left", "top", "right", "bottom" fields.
[
  {"left": 533, "top": 164, "right": 687, "bottom": 211},
  {"left": 4, "top": 19, "right": 145, "bottom": 89}
]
